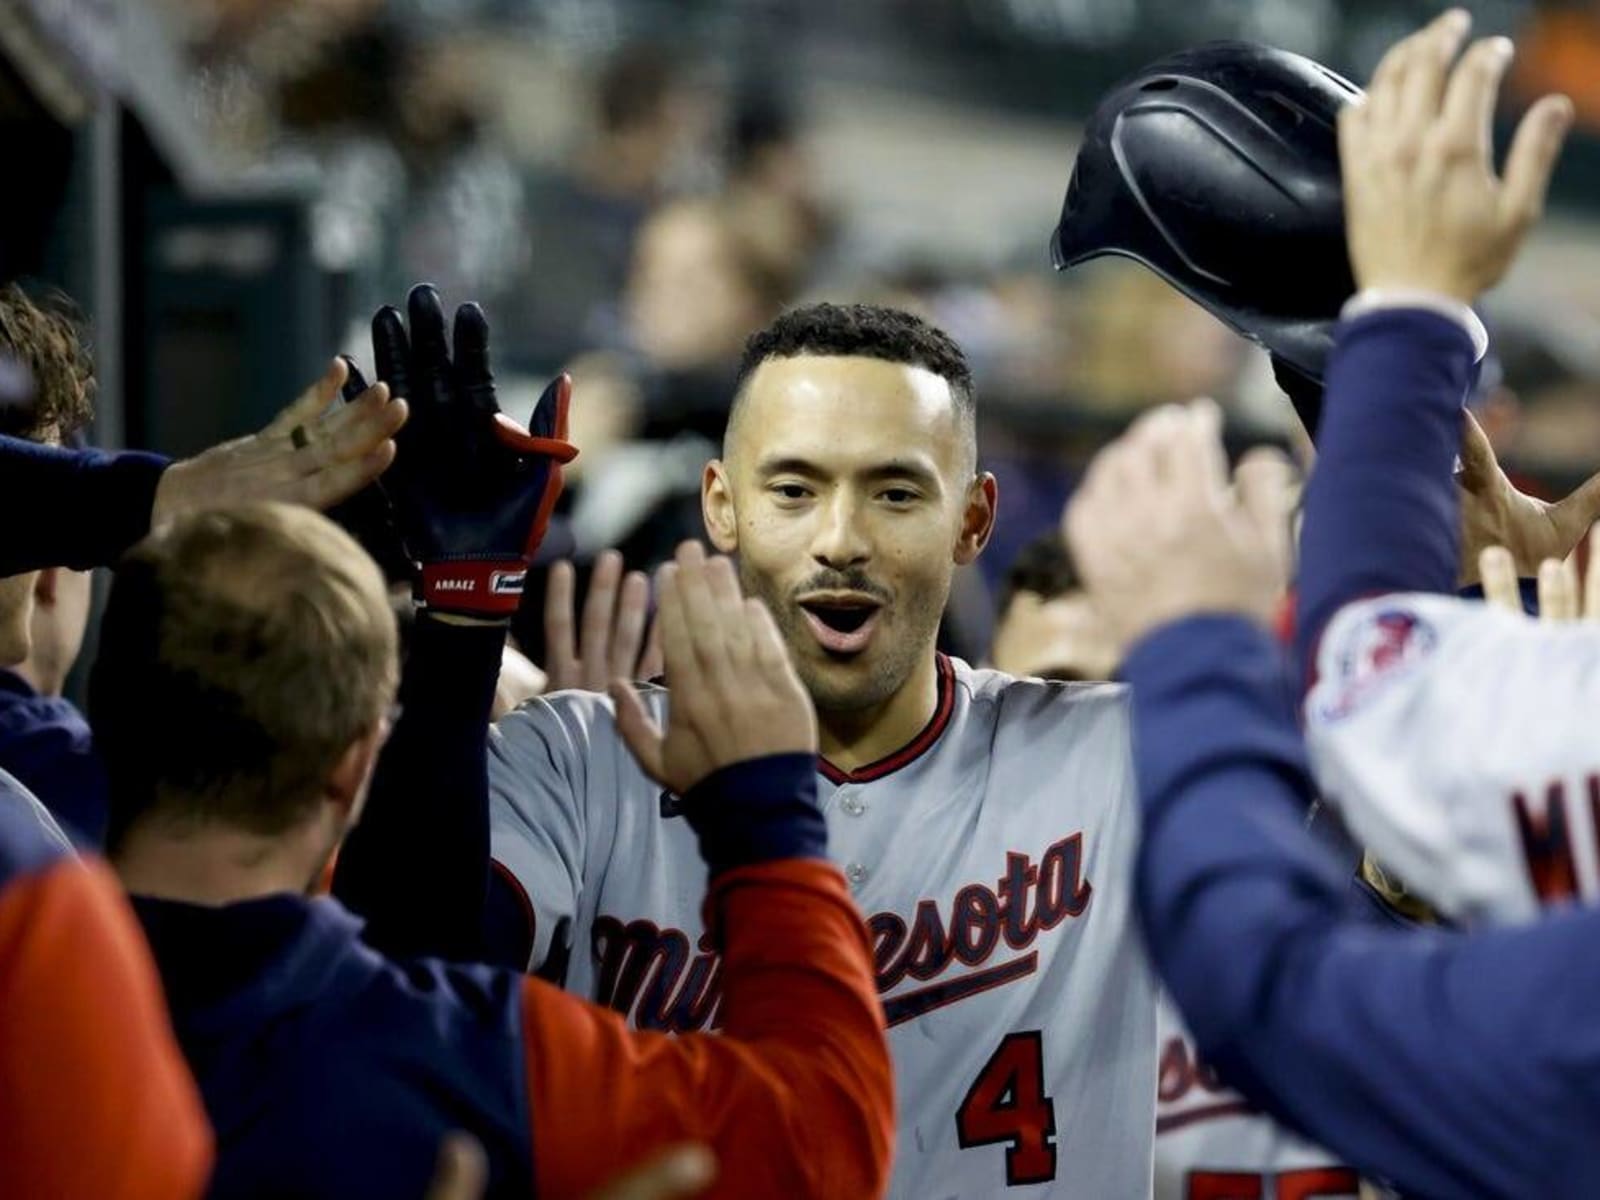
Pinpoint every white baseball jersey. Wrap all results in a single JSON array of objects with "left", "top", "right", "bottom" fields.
[
  {"left": 1155, "top": 996, "right": 1358, "bottom": 1200},
  {"left": 1306, "top": 592, "right": 1600, "bottom": 925},
  {"left": 489, "top": 654, "right": 1157, "bottom": 1198}
]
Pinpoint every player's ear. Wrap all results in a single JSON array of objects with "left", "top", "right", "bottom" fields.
[
  {"left": 702, "top": 460, "right": 739, "bottom": 554},
  {"left": 326, "top": 725, "right": 387, "bottom": 832},
  {"left": 954, "top": 472, "right": 998, "bottom": 566}
]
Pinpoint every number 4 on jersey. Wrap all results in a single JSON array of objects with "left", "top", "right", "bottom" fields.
[{"left": 955, "top": 1031, "right": 1058, "bottom": 1186}]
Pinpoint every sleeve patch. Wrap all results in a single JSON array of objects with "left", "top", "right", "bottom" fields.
[{"left": 1316, "top": 606, "right": 1438, "bottom": 722}]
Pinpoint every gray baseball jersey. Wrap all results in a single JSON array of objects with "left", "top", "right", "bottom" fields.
[
  {"left": 1155, "top": 996, "right": 1358, "bottom": 1200},
  {"left": 488, "top": 654, "right": 1157, "bottom": 1199}
]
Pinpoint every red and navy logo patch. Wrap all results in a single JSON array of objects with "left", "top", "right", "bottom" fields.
[{"left": 1318, "top": 606, "right": 1437, "bottom": 721}]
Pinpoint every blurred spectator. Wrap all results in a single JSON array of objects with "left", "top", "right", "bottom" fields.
[
  {"left": 514, "top": 43, "right": 716, "bottom": 367},
  {"left": 989, "top": 532, "right": 1118, "bottom": 682},
  {"left": 626, "top": 197, "right": 798, "bottom": 422},
  {"left": 558, "top": 195, "right": 803, "bottom": 574},
  {"left": 723, "top": 82, "right": 835, "bottom": 296}
]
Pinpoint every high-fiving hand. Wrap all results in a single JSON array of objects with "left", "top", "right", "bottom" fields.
[
  {"left": 151, "top": 358, "right": 406, "bottom": 524},
  {"left": 544, "top": 551, "right": 662, "bottom": 693},
  {"left": 610, "top": 542, "right": 815, "bottom": 796},
  {"left": 345, "top": 284, "right": 578, "bottom": 621},
  {"left": 1339, "top": 8, "right": 1572, "bottom": 302},
  {"left": 1064, "top": 401, "right": 1298, "bottom": 651},
  {"left": 1480, "top": 525, "right": 1600, "bottom": 622}
]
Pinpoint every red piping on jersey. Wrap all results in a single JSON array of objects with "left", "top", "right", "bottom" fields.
[
  {"left": 1155, "top": 1098, "right": 1256, "bottom": 1135},
  {"left": 491, "top": 858, "right": 538, "bottom": 954},
  {"left": 819, "top": 653, "right": 956, "bottom": 785}
]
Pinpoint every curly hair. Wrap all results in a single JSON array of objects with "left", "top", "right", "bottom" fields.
[
  {"left": 735, "top": 301, "right": 974, "bottom": 417},
  {"left": 0, "top": 283, "right": 95, "bottom": 442}
]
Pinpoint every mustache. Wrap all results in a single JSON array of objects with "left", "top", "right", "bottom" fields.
[{"left": 791, "top": 570, "right": 891, "bottom": 604}]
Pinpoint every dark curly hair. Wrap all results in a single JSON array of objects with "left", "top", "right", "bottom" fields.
[
  {"left": 0, "top": 283, "right": 94, "bottom": 442},
  {"left": 736, "top": 301, "right": 973, "bottom": 412},
  {"left": 998, "top": 532, "right": 1082, "bottom": 616},
  {"left": 729, "top": 302, "right": 977, "bottom": 471}
]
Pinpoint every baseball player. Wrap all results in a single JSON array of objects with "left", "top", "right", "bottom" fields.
[
  {"left": 1067, "top": 15, "right": 1600, "bottom": 1198},
  {"left": 0, "top": 786, "right": 213, "bottom": 1199},
  {"left": 474, "top": 301, "right": 1158, "bottom": 1197}
]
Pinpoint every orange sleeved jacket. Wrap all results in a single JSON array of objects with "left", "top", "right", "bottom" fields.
[
  {"left": 523, "top": 855, "right": 894, "bottom": 1197},
  {"left": 138, "top": 754, "right": 893, "bottom": 1199},
  {"left": 0, "top": 785, "right": 212, "bottom": 1199}
]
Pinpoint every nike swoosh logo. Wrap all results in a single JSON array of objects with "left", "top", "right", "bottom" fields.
[{"left": 881, "top": 953, "right": 1039, "bottom": 1027}]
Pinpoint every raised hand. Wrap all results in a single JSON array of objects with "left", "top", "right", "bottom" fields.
[
  {"left": 347, "top": 284, "right": 578, "bottom": 621},
  {"left": 151, "top": 358, "right": 406, "bottom": 524},
  {"left": 1480, "top": 525, "right": 1600, "bottom": 622},
  {"left": 1459, "top": 409, "right": 1600, "bottom": 586},
  {"left": 1064, "top": 400, "right": 1297, "bottom": 650},
  {"left": 610, "top": 542, "right": 815, "bottom": 795},
  {"left": 1339, "top": 8, "right": 1572, "bottom": 302},
  {"left": 544, "top": 551, "right": 657, "bottom": 692}
]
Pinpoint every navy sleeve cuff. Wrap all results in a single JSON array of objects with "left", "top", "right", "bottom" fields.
[
  {"left": 87, "top": 449, "right": 170, "bottom": 565},
  {"left": 680, "top": 753, "right": 827, "bottom": 876},
  {"left": 0, "top": 438, "right": 170, "bottom": 574}
]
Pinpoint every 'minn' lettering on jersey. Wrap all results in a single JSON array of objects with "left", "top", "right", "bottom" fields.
[
  {"left": 590, "top": 833, "right": 1093, "bottom": 1032},
  {"left": 1511, "top": 773, "right": 1600, "bottom": 905}
]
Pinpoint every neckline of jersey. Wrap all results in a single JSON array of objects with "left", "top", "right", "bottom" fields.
[{"left": 818, "top": 653, "right": 956, "bottom": 785}]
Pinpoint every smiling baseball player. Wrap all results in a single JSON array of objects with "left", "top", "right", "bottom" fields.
[{"left": 487, "top": 302, "right": 1157, "bottom": 1198}]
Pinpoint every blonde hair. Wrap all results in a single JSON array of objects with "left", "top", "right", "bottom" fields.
[{"left": 95, "top": 503, "right": 398, "bottom": 842}]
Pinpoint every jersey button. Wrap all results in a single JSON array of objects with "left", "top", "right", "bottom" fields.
[
  {"left": 846, "top": 862, "right": 869, "bottom": 886},
  {"left": 840, "top": 795, "right": 866, "bottom": 817}
]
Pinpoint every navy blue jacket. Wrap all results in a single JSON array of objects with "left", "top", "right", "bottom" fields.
[
  {"left": 0, "top": 671, "right": 108, "bottom": 848},
  {"left": 134, "top": 894, "right": 534, "bottom": 1199},
  {"left": 0, "top": 435, "right": 168, "bottom": 577}
]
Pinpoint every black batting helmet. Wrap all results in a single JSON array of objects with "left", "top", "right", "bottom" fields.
[{"left": 1051, "top": 42, "right": 1361, "bottom": 384}]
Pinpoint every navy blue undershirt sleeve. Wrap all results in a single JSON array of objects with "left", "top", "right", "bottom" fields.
[
  {"left": 334, "top": 616, "right": 503, "bottom": 962},
  {"left": 1124, "top": 613, "right": 1600, "bottom": 1199},
  {"left": 679, "top": 753, "right": 827, "bottom": 877},
  {"left": 1295, "top": 310, "right": 1477, "bottom": 686},
  {"left": 0, "top": 436, "right": 169, "bottom": 575}
]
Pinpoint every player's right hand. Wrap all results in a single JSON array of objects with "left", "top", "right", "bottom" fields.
[
  {"left": 1339, "top": 8, "right": 1572, "bottom": 302},
  {"left": 610, "top": 541, "right": 816, "bottom": 795}
]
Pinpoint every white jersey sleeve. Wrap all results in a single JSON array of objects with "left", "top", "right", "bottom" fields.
[
  {"left": 487, "top": 689, "right": 604, "bottom": 970},
  {"left": 1305, "top": 593, "right": 1600, "bottom": 925}
]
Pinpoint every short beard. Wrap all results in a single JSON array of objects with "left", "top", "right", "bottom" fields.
[{"left": 737, "top": 558, "right": 940, "bottom": 716}]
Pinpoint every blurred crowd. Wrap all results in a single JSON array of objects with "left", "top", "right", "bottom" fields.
[{"left": 133, "top": 0, "right": 1600, "bottom": 665}]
